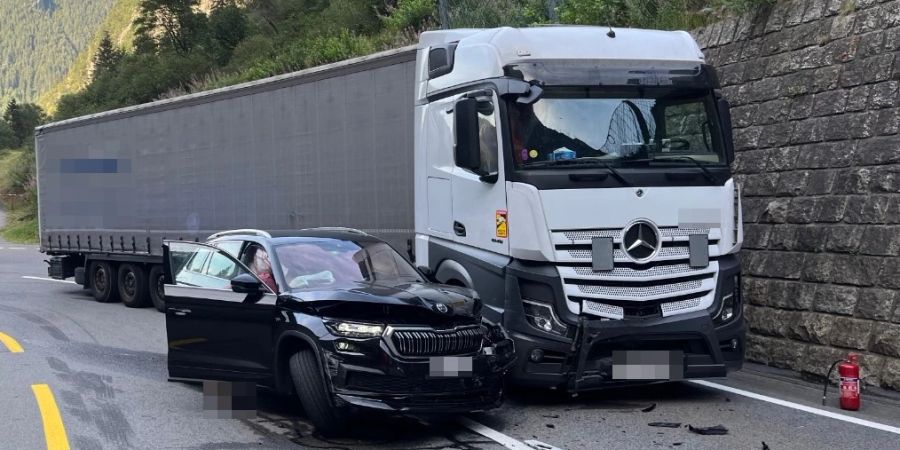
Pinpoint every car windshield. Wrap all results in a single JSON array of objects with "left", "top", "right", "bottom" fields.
[
  {"left": 275, "top": 238, "right": 421, "bottom": 290},
  {"left": 509, "top": 88, "right": 726, "bottom": 169}
]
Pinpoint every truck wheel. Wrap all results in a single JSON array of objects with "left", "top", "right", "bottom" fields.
[
  {"left": 118, "top": 264, "right": 150, "bottom": 308},
  {"left": 89, "top": 261, "right": 120, "bottom": 303},
  {"left": 148, "top": 265, "right": 166, "bottom": 313},
  {"left": 289, "top": 350, "right": 345, "bottom": 436}
]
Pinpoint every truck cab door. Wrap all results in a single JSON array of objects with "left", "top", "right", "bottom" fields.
[
  {"left": 450, "top": 92, "right": 509, "bottom": 255},
  {"left": 163, "top": 241, "right": 278, "bottom": 382}
]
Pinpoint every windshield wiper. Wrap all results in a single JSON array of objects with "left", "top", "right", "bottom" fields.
[
  {"left": 654, "top": 156, "right": 720, "bottom": 184},
  {"left": 522, "top": 158, "right": 631, "bottom": 186},
  {"left": 621, "top": 155, "right": 720, "bottom": 184}
]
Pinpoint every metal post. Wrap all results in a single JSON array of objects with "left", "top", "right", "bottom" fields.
[{"left": 438, "top": 0, "right": 451, "bottom": 29}]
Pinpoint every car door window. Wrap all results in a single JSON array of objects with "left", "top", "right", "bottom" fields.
[
  {"left": 170, "top": 242, "right": 254, "bottom": 290},
  {"left": 214, "top": 240, "right": 244, "bottom": 258},
  {"left": 242, "top": 244, "right": 279, "bottom": 293}
]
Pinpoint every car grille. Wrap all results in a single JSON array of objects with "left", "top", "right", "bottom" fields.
[
  {"left": 552, "top": 226, "right": 720, "bottom": 319},
  {"left": 389, "top": 326, "right": 483, "bottom": 357}
]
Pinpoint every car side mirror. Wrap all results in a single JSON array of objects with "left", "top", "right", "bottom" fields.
[
  {"left": 716, "top": 92, "right": 735, "bottom": 165},
  {"left": 455, "top": 97, "right": 483, "bottom": 174},
  {"left": 231, "top": 272, "right": 265, "bottom": 294}
]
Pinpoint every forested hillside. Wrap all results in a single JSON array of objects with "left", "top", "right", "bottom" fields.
[{"left": 0, "top": 0, "right": 117, "bottom": 106}]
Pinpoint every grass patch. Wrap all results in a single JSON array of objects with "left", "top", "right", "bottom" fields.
[{"left": 1, "top": 215, "right": 38, "bottom": 244}]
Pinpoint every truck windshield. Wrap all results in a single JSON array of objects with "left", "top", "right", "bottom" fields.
[{"left": 508, "top": 89, "right": 725, "bottom": 170}]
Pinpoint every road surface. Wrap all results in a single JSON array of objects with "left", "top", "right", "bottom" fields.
[{"left": 1, "top": 212, "right": 898, "bottom": 449}]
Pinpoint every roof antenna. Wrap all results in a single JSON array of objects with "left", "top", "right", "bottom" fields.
[{"left": 607, "top": 23, "right": 616, "bottom": 38}]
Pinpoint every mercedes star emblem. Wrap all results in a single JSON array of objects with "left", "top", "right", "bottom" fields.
[
  {"left": 622, "top": 220, "right": 661, "bottom": 263},
  {"left": 435, "top": 303, "right": 449, "bottom": 314}
]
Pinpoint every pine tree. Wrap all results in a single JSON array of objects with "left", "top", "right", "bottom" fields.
[
  {"left": 3, "top": 99, "right": 23, "bottom": 148},
  {"left": 93, "top": 32, "right": 123, "bottom": 76}
]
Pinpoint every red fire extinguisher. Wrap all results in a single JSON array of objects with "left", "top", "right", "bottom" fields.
[{"left": 838, "top": 354, "right": 861, "bottom": 411}]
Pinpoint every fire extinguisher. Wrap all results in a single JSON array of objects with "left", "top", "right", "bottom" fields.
[{"left": 823, "top": 353, "right": 860, "bottom": 411}]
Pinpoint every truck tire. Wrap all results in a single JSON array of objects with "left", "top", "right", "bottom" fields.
[
  {"left": 89, "top": 261, "right": 120, "bottom": 303},
  {"left": 289, "top": 350, "right": 345, "bottom": 436},
  {"left": 148, "top": 265, "right": 166, "bottom": 313},
  {"left": 118, "top": 264, "right": 150, "bottom": 308}
]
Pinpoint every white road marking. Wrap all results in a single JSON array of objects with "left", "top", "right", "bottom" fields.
[
  {"left": 458, "top": 417, "right": 552, "bottom": 450},
  {"left": 690, "top": 380, "right": 900, "bottom": 435},
  {"left": 21, "top": 276, "right": 78, "bottom": 285}
]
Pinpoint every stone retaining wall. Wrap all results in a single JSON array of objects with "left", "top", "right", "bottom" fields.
[{"left": 692, "top": 0, "right": 900, "bottom": 390}]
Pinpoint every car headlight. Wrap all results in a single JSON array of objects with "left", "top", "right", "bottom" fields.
[
  {"left": 328, "top": 321, "right": 384, "bottom": 338},
  {"left": 523, "top": 299, "right": 568, "bottom": 336},
  {"left": 713, "top": 275, "right": 740, "bottom": 325}
]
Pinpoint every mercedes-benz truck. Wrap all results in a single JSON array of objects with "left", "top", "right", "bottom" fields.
[{"left": 37, "top": 26, "right": 744, "bottom": 390}]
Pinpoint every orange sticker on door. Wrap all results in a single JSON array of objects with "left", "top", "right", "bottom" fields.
[{"left": 496, "top": 210, "right": 508, "bottom": 238}]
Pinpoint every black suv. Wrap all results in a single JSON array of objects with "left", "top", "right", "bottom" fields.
[{"left": 162, "top": 228, "right": 514, "bottom": 433}]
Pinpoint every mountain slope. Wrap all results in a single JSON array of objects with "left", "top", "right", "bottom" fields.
[{"left": 0, "top": 0, "right": 116, "bottom": 105}]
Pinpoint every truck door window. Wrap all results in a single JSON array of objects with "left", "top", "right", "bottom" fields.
[{"left": 477, "top": 101, "right": 498, "bottom": 174}]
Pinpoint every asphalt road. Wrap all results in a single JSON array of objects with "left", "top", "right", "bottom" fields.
[{"left": 2, "top": 212, "right": 899, "bottom": 449}]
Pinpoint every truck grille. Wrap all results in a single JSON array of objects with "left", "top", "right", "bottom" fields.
[
  {"left": 553, "top": 226, "right": 720, "bottom": 319},
  {"left": 389, "top": 326, "right": 483, "bottom": 357}
]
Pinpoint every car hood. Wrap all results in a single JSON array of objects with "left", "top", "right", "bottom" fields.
[{"left": 283, "top": 280, "right": 482, "bottom": 322}]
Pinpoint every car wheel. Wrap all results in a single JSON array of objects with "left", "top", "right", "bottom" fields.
[
  {"left": 148, "top": 265, "right": 166, "bottom": 313},
  {"left": 118, "top": 264, "right": 150, "bottom": 308},
  {"left": 89, "top": 261, "right": 120, "bottom": 303},
  {"left": 289, "top": 349, "right": 345, "bottom": 436}
]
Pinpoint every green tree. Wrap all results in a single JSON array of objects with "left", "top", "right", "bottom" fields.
[
  {"left": 3, "top": 100, "right": 47, "bottom": 148},
  {"left": 208, "top": 1, "right": 249, "bottom": 64},
  {"left": 93, "top": 32, "right": 124, "bottom": 76},
  {"left": 134, "top": 0, "right": 207, "bottom": 55},
  {"left": 0, "top": 121, "right": 15, "bottom": 149}
]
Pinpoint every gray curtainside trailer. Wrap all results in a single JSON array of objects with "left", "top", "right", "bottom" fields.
[{"left": 36, "top": 46, "right": 418, "bottom": 310}]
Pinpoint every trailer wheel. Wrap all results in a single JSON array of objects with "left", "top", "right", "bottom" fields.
[
  {"left": 89, "top": 261, "right": 120, "bottom": 303},
  {"left": 118, "top": 264, "right": 150, "bottom": 308},
  {"left": 149, "top": 265, "right": 166, "bottom": 313}
]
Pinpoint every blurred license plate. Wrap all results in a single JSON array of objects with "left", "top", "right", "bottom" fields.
[
  {"left": 429, "top": 356, "right": 473, "bottom": 378},
  {"left": 612, "top": 350, "right": 684, "bottom": 380}
]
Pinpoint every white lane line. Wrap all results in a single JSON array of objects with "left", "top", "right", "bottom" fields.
[
  {"left": 458, "top": 417, "right": 553, "bottom": 450},
  {"left": 690, "top": 380, "right": 900, "bottom": 435},
  {"left": 21, "top": 276, "right": 78, "bottom": 285}
]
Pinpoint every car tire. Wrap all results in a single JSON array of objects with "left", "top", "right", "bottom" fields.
[
  {"left": 118, "top": 264, "right": 150, "bottom": 308},
  {"left": 89, "top": 261, "right": 120, "bottom": 303},
  {"left": 148, "top": 265, "right": 166, "bottom": 313},
  {"left": 289, "top": 349, "right": 345, "bottom": 436}
]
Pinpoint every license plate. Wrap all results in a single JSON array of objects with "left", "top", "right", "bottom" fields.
[
  {"left": 429, "top": 356, "right": 473, "bottom": 378},
  {"left": 612, "top": 350, "right": 684, "bottom": 380}
]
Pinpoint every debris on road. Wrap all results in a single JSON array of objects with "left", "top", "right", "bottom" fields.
[
  {"left": 526, "top": 439, "right": 565, "bottom": 450},
  {"left": 687, "top": 424, "right": 729, "bottom": 435},
  {"left": 762, "top": 442, "right": 771, "bottom": 450},
  {"left": 642, "top": 403, "right": 657, "bottom": 412},
  {"left": 546, "top": 423, "right": 555, "bottom": 429},
  {"left": 542, "top": 414, "right": 560, "bottom": 419},
  {"left": 648, "top": 422, "right": 682, "bottom": 428}
]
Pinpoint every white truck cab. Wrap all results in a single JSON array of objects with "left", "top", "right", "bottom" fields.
[{"left": 413, "top": 27, "right": 745, "bottom": 390}]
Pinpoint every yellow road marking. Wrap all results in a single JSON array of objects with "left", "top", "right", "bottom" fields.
[
  {"left": 31, "top": 384, "right": 70, "bottom": 450},
  {"left": 0, "top": 331, "right": 24, "bottom": 353}
]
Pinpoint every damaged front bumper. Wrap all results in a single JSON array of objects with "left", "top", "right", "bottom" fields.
[
  {"left": 322, "top": 334, "right": 515, "bottom": 413},
  {"left": 566, "top": 310, "right": 745, "bottom": 391}
]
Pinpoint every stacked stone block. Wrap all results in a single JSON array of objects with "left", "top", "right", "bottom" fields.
[{"left": 692, "top": 0, "right": 900, "bottom": 390}]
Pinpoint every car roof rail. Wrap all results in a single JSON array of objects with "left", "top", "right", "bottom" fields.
[
  {"left": 302, "top": 227, "right": 372, "bottom": 236},
  {"left": 207, "top": 229, "right": 272, "bottom": 240}
]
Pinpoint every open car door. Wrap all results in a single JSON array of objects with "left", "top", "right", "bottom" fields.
[{"left": 163, "top": 241, "right": 279, "bottom": 381}]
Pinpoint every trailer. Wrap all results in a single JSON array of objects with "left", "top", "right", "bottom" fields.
[{"left": 37, "top": 46, "right": 418, "bottom": 310}]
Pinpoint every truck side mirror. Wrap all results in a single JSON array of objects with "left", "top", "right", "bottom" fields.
[
  {"left": 454, "top": 97, "right": 483, "bottom": 174},
  {"left": 716, "top": 94, "right": 735, "bottom": 165}
]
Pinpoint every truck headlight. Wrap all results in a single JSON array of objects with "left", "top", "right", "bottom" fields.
[
  {"left": 328, "top": 321, "right": 384, "bottom": 338},
  {"left": 523, "top": 299, "right": 568, "bottom": 336}
]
